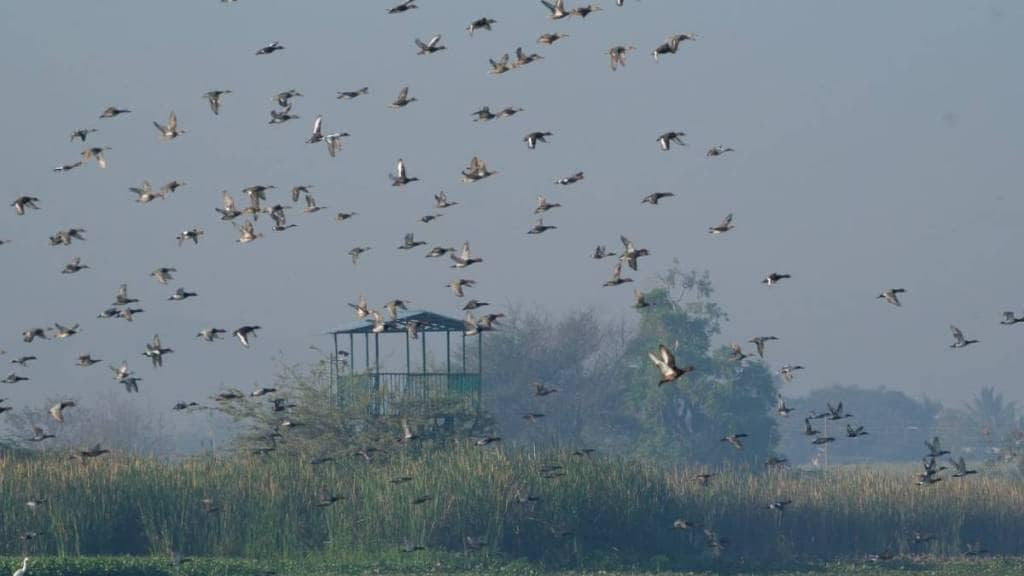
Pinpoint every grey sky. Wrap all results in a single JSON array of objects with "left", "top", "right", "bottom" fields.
[{"left": 1, "top": 0, "right": 1023, "bottom": 434}]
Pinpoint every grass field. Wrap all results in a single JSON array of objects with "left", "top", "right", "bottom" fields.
[{"left": 1, "top": 447, "right": 1022, "bottom": 569}]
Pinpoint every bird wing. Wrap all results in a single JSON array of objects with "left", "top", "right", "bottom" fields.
[
  {"left": 223, "top": 191, "right": 236, "bottom": 211},
  {"left": 414, "top": 38, "right": 428, "bottom": 51},
  {"left": 398, "top": 86, "right": 409, "bottom": 101},
  {"left": 541, "top": 0, "right": 556, "bottom": 13},
  {"left": 397, "top": 159, "right": 407, "bottom": 179},
  {"left": 722, "top": 213, "right": 733, "bottom": 227},
  {"left": 659, "top": 344, "right": 675, "bottom": 368},
  {"left": 950, "top": 325, "right": 964, "bottom": 344},
  {"left": 167, "top": 111, "right": 177, "bottom": 131},
  {"left": 428, "top": 34, "right": 442, "bottom": 48},
  {"left": 311, "top": 115, "right": 322, "bottom": 137},
  {"left": 648, "top": 351, "right": 665, "bottom": 372},
  {"left": 461, "top": 241, "right": 471, "bottom": 260}
]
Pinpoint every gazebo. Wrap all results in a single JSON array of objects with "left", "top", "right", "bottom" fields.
[{"left": 325, "top": 309, "right": 483, "bottom": 415}]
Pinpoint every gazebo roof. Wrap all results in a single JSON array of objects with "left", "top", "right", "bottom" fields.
[{"left": 326, "top": 309, "right": 467, "bottom": 335}]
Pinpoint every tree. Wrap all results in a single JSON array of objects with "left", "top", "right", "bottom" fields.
[
  {"left": 2, "top": 391, "right": 172, "bottom": 456},
  {"left": 483, "top": 265, "right": 780, "bottom": 468},
  {"left": 614, "top": 268, "right": 779, "bottom": 467},
  {"left": 482, "top": 306, "right": 634, "bottom": 452},
  {"left": 966, "top": 386, "right": 1019, "bottom": 447},
  {"left": 212, "top": 360, "right": 491, "bottom": 461}
]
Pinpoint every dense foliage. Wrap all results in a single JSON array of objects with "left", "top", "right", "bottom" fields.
[{"left": 484, "top": 267, "right": 780, "bottom": 467}]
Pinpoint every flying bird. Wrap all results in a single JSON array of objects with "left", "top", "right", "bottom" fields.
[
  {"left": 603, "top": 262, "right": 632, "bottom": 287},
  {"left": 203, "top": 90, "right": 232, "bottom": 115},
  {"left": 415, "top": 35, "right": 446, "bottom": 55},
  {"left": 538, "top": 33, "right": 569, "bottom": 45},
  {"left": 153, "top": 111, "right": 185, "bottom": 140},
  {"left": 877, "top": 288, "right": 907, "bottom": 307},
  {"left": 949, "top": 325, "right": 979, "bottom": 349},
  {"left": 648, "top": 343, "right": 694, "bottom": 385},
  {"left": 1000, "top": 311, "right": 1024, "bottom": 325},
  {"left": 657, "top": 131, "right": 686, "bottom": 151},
  {"left": 11, "top": 196, "right": 40, "bottom": 216},
  {"left": 721, "top": 433, "right": 748, "bottom": 450},
  {"left": 70, "top": 128, "right": 98, "bottom": 142},
  {"left": 554, "top": 171, "right": 584, "bottom": 185},
  {"left": 255, "top": 41, "right": 284, "bottom": 55},
  {"left": 461, "top": 156, "right": 497, "bottom": 182},
  {"left": 524, "top": 131, "right": 553, "bottom": 149},
  {"left": 572, "top": 4, "right": 602, "bottom": 17},
  {"left": 100, "top": 106, "right": 130, "bottom": 118},
  {"left": 652, "top": 34, "right": 697, "bottom": 60},
  {"left": 748, "top": 336, "right": 778, "bottom": 359},
  {"left": 233, "top": 326, "right": 261, "bottom": 348},
  {"left": 762, "top": 273, "right": 791, "bottom": 286},
  {"left": 708, "top": 214, "right": 735, "bottom": 234},
  {"left": 706, "top": 145, "right": 735, "bottom": 158},
  {"left": 390, "top": 86, "right": 417, "bottom": 109},
  {"left": 541, "top": 0, "right": 570, "bottom": 20},
  {"left": 527, "top": 218, "right": 557, "bottom": 235},
  {"left": 467, "top": 17, "right": 497, "bottom": 36},
  {"left": 642, "top": 192, "right": 674, "bottom": 205},
  {"left": 337, "top": 87, "right": 370, "bottom": 100},
  {"left": 143, "top": 335, "right": 173, "bottom": 368},
  {"left": 608, "top": 45, "right": 636, "bottom": 70},
  {"left": 389, "top": 158, "right": 419, "bottom": 186},
  {"left": 388, "top": 0, "right": 417, "bottom": 14},
  {"left": 49, "top": 401, "right": 76, "bottom": 423}
]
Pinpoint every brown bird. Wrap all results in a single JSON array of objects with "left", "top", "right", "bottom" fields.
[
  {"left": 648, "top": 343, "right": 694, "bottom": 385},
  {"left": 721, "top": 433, "right": 748, "bottom": 450},
  {"left": 49, "top": 401, "right": 76, "bottom": 422}
]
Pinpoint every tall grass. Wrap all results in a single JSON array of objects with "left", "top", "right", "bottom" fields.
[{"left": 1, "top": 447, "right": 1022, "bottom": 566}]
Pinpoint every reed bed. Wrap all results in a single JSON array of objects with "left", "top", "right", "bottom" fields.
[{"left": 1, "top": 448, "right": 1021, "bottom": 565}]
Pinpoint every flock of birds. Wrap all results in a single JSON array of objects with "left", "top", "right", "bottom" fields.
[{"left": 0, "top": 0, "right": 1017, "bottom": 565}]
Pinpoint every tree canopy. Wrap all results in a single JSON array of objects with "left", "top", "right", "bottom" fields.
[{"left": 483, "top": 266, "right": 780, "bottom": 467}]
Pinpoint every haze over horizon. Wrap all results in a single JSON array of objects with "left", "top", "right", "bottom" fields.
[{"left": 1, "top": 0, "right": 1023, "bottom": 441}]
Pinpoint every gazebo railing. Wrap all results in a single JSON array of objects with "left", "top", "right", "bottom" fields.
[{"left": 334, "top": 372, "right": 481, "bottom": 415}]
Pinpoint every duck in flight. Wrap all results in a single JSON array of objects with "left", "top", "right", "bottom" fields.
[
  {"left": 255, "top": 41, "right": 284, "bottom": 55},
  {"left": 877, "top": 288, "right": 906, "bottom": 307},
  {"left": 648, "top": 343, "right": 694, "bottom": 385},
  {"left": 949, "top": 325, "right": 979, "bottom": 348}
]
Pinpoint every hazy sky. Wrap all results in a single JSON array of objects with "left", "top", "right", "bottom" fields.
[{"left": 2, "top": 0, "right": 1023, "bottom": 435}]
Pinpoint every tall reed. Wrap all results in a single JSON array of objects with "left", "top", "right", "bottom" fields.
[{"left": 1, "top": 448, "right": 1021, "bottom": 565}]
